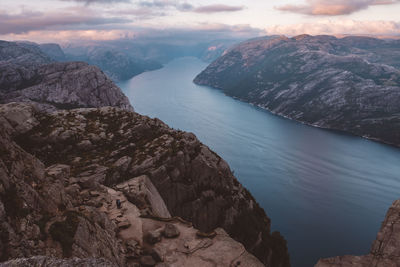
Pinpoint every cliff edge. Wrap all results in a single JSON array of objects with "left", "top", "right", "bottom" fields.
[
  {"left": 316, "top": 199, "right": 400, "bottom": 267},
  {"left": 0, "top": 102, "right": 289, "bottom": 266}
]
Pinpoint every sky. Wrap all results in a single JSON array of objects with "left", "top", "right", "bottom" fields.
[{"left": 0, "top": 0, "right": 400, "bottom": 43}]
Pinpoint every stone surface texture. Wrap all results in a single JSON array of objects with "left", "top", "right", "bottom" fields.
[
  {"left": 0, "top": 102, "right": 290, "bottom": 266},
  {"left": 194, "top": 35, "right": 400, "bottom": 147},
  {"left": 0, "top": 40, "right": 133, "bottom": 112}
]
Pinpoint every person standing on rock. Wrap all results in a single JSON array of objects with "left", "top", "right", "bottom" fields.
[{"left": 116, "top": 199, "right": 122, "bottom": 209}]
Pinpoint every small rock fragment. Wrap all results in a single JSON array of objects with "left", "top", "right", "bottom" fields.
[
  {"left": 163, "top": 223, "right": 179, "bottom": 238},
  {"left": 151, "top": 247, "right": 164, "bottom": 262},
  {"left": 140, "top": 255, "right": 156, "bottom": 267},
  {"left": 146, "top": 229, "right": 162, "bottom": 244},
  {"left": 117, "top": 220, "right": 131, "bottom": 230}
]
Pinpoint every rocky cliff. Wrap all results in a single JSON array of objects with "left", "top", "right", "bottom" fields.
[
  {"left": 15, "top": 41, "right": 66, "bottom": 62},
  {"left": 0, "top": 61, "right": 133, "bottom": 112},
  {"left": 0, "top": 40, "right": 133, "bottom": 112},
  {"left": 0, "top": 38, "right": 290, "bottom": 266},
  {"left": 0, "top": 102, "right": 290, "bottom": 266},
  {"left": 194, "top": 35, "right": 400, "bottom": 147},
  {"left": 315, "top": 199, "right": 400, "bottom": 267},
  {"left": 0, "top": 40, "right": 51, "bottom": 66}
]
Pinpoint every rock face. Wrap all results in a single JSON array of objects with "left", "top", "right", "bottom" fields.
[
  {"left": 315, "top": 199, "right": 400, "bottom": 267},
  {"left": 0, "top": 102, "right": 290, "bottom": 266},
  {"left": 0, "top": 256, "right": 115, "bottom": 267},
  {"left": 194, "top": 35, "right": 400, "bottom": 147},
  {"left": 15, "top": 41, "right": 66, "bottom": 62},
  {"left": 0, "top": 61, "right": 133, "bottom": 112},
  {"left": 0, "top": 40, "right": 51, "bottom": 70},
  {"left": 0, "top": 40, "right": 133, "bottom": 112}
]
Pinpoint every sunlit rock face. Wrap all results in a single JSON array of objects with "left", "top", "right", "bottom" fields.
[{"left": 194, "top": 35, "right": 400, "bottom": 147}]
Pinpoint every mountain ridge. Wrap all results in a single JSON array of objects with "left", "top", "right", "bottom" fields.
[{"left": 194, "top": 34, "right": 400, "bottom": 147}]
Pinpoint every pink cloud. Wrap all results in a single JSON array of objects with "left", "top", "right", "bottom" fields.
[
  {"left": 0, "top": 9, "right": 130, "bottom": 35},
  {"left": 266, "top": 20, "right": 400, "bottom": 36},
  {"left": 276, "top": 0, "right": 400, "bottom": 16},
  {"left": 0, "top": 30, "right": 136, "bottom": 43}
]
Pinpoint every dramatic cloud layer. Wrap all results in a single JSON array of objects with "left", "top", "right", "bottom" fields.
[
  {"left": 1, "top": 0, "right": 399, "bottom": 43},
  {"left": 277, "top": 0, "right": 400, "bottom": 16},
  {"left": 138, "top": 1, "right": 244, "bottom": 13},
  {"left": 62, "top": 0, "right": 131, "bottom": 4},
  {"left": 0, "top": 23, "right": 263, "bottom": 43},
  {"left": 266, "top": 20, "right": 400, "bottom": 36},
  {"left": 0, "top": 9, "right": 130, "bottom": 34}
]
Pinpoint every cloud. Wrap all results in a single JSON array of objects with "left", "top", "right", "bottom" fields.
[
  {"left": 193, "top": 4, "right": 245, "bottom": 13},
  {"left": 137, "top": 1, "right": 244, "bottom": 13},
  {"left": 0, "top": 9, "right": 131, "bottom": 35},
  {"left": 266, "top": 20, "right": 400, "bottom": 36},
  {"left": 107, "top": 7, "right": 167, "bottom": 19},
  {"left": 138, "top": 0, "right": 193, "bottom": 11},
  {"left": 0, "top": 23, "right": 264, "bottom": 44},
  {"left": 61, "top": 0, "right": 131, "bottom": 4},
  {"left": 1, "top": 29, "right": 136, "bottom": 43},
  {"left": 276, "top": 0, "right": 400, "bottom": 16}
]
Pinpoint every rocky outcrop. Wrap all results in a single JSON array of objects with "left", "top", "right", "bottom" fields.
[
  {"left": 0, "top": 40, "right": 133, "bottom": 112},
  {"left": 115, "top": 175, "right": 171, "bottom": 218},
  {"left": 0, "top": 256, "right": 115, "bottom": 266},
  {"left": 15, "top": 41, "right": 66, "bottom": 62},
  {"left": 315, "top": 199, "right": 400, "bottom": 267},
  {"left": 0, "top": 40, "right": 51, "bottom": 66},
  {"left": 194, "top": 35, "right": 400, "bottom": 147},
  {"left": 0, "top": 61, "right": 133, "bottom": 112},
  {"left": 0, "top": 102, "right": 290, "bottom": 266}
]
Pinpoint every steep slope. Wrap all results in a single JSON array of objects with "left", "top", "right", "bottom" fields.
[
  {"left": 15, "top": 41, "right": 66, "bottom": 62},
  {"left": 0, "top": 40, "right": 133, "bottom": 112},
  {"left": 0, "top": 61, "right": 133, "bottom": 112},
  {"left": 315, "top": 199, "right": 400, "bottom": 266},
  {"left": 0, "top": 40, "right": 51, "bottom": 66},
  {"left": 0, "top": 102, "right": 290, "bottom": 266},
  {"left": 194, "top": 35, "right": 400, "bottom": 147}
]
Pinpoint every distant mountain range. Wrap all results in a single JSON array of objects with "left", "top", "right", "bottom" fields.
[
  {"left": 194, "top": 35, "right": 400, "bottom": 147},
  {"left": 63, "top": 46, "right": 163, "bottom": 81},
  {"left": 63, "top": 39, "right": 239, "bottom": 80}
]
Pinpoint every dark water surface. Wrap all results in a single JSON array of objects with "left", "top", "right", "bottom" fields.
[{"left": 119, "top": 57, "right": 400, "bottom": 267}]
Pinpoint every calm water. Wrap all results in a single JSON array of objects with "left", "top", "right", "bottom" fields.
[{"left": 119, "top": 57, "right": 400, "bottom": 267}]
